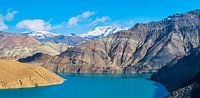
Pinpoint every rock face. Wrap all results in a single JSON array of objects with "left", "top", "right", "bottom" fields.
[
  {"left": 20, "top": 9, "right": 200, "bottom": 73},
  {"left": 0, "top": 32, "right": 39, "bottom": 49},
  {"left": 151, "top": 47, "right": 200, "bottom": 98},
  {"left": 0, "top": 60, "right": 63, "bottom": 89},
  {"left": 0, "top": 42, "right": 69, "bottom": 60}
]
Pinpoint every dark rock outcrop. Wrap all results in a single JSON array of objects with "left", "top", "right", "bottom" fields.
[
  {"left": 166, "top": 74, "right": 200, "bottom": 98},
  {"left": 20, "top": 9, "right": 200, "bottom": 73},
  {"left": 152, "top": 47, "right": 200, "bottom": 98}
]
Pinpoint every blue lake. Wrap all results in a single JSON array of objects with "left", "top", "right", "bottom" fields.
[{"left": 0, "top": 73, "right": 168, "bottom": 98}]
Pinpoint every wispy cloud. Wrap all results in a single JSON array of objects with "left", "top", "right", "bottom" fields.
[
  {"left": 16, "top": 19, "right": 62, "bottom": 31},
  {"left": 90, "top": 16, "right": 110, "bottom": 26},
  {"left": 0, "top": 10, "right": 17, "bottom": 31},
  {"left": 67, "top": 11, "right": 95, "bottom": 26}
]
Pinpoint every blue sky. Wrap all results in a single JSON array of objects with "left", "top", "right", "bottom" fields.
[{"left": 1, "top": 0, "right": 200, "bottom": 35}]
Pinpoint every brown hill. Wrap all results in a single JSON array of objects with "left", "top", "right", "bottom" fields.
[
  {"left": 0, "top": 59, "right": 64, "bottom": 89},
  {"left": 0, "top": 32, "right": 69, "bottom": 60},
  {"left": 0, "top": 42, "right": 69, "bottom": 60},
  {"left": 0, "top": 32, "right": 39, "bottom": 49}
]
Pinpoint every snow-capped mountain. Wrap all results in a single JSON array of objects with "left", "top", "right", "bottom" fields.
[
  {"left": 80, "top": 26, "right": 129, "bottom": 39},
  {"left": 23, "top": 31, "right": 60, "bottom": 39},
  {"left": 24, "top": 26, "right": 129, "bottom": 46}
]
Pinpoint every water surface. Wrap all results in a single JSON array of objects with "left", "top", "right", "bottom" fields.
[{"left": 0, "top": 73, "right": 168, "bottom": 98}]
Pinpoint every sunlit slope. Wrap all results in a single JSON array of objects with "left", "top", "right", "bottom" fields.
[{"left": 0, "top": 60, "right": 64, "bottom": 89}]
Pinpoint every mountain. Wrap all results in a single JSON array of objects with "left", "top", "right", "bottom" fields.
[
  {"left": 0, "top": 32, "right": 69, "bottom": 60},
  {"left": 23, "top": 30, "right": 60, "bottom": 39},
  {"left": 37, "top": 34, "right": 87, "bottom": 46},
  {"left": 19, "top": 9, "right": 200, "bottom": 73},
  {"left": 0, "top": 32, "right": 39, "bottom": 49},
  {"left": 80, "top": 26, "right": 129, "bottom": 39},
  {"left": 151, "top": 47, "right": 200, "bottom": 98},
  {"left": 0, "top": 42, "right": 69, "bottom": 60},
  {"left": 25, "top": 26, "right": 128, "bottom": 46},
  {"left": 0, "top": 59, "right": 63, "bottom": 89}
]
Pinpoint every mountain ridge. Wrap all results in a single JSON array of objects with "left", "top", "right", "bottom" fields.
[
  {"left": 19, "top": 9, "right": 200, "bottom": 73},
  {"left": 24, "top": 26, "right": 129, "bottom": 46}
]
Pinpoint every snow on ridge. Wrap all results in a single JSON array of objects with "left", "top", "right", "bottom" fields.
[{"left": 80, "top": 26, "right": 129, "bottom": 38}]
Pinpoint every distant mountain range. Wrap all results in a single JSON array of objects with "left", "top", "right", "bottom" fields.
[
  {"left": 23, "top": 30, "right": 60, "bottom": 39},
  {"left": 79, "top": 26, "right": 129, "bottom": 39},
  {"left": 23, "top": 26, "right": 129, "bottom": 46}
]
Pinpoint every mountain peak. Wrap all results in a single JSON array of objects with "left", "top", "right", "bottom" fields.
[
  {"left": 80, "top": 26, "right": 129, "bottom": 38},
  {"left": 24, "top": 30, "right": 60, "bottom": 39}
]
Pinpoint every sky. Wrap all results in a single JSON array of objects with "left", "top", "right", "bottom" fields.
[{"left": 1, "top": 0, "right": 200, "bottom": 35}]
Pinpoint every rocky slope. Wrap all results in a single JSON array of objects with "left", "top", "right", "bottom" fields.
[
  {"left": 0, "top": 32, "right": 39, "bottom": 49},
  {"left": 19, "top": 9, "right": 200, "bottom": 73},
  {"left": 151, "top": 47, "right": 200, "bottom": 98},
  {"left": 0, "top": 42, "right": 69, "bottom": 60},
  {"left": 0, "top": 32, "right": 69, "bottom": 60},
  {"left": 0, "top": 59, "right": 63, "bottom": 89}
]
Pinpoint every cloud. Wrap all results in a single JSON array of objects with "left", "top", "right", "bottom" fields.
[
  {"left": 68, "top": 17, "right": 79, "bottom": 26},
  {"left": 90, "top": 16, "right": 110, "bottom": 26},
  {"left": 16, "top": 19, "right": 62, "bottom": 31},
  {"left": 0, "top": 10, "right": 17, "bottom": 31},
  {"left": 81, "top": 11, "right": 95, "bottom": 19},
  {"left": 4, "top": 10, "right": 18, "bottom": 21},
  {"left": 0, "top": 20, "right": 8, "bottom": 31},
  {"left": 67, "top": 11, "right": 95, "bottom": 26}
]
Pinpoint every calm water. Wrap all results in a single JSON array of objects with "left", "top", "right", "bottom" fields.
[{"left": 0, "top": 73, "right": 168, "bottom": 98}]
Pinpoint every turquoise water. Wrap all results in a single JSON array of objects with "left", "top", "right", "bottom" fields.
[{"left": 0, "top": 74, "right": 168, "bottom": 98}]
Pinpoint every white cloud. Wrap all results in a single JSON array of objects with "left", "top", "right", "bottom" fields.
[
  {"left": 0, "top": 10, "right": 17, "bottom": 31},
  {"left": 4, "top": 10, "right": 18, "bottom": 21},
  {"left": 90, "top": 16, "right": 110, "bottom": 26},
  {"left": 81, "top": 11, "right": 95, "bottom": 19},
  {"left": 67, "top": 11, "right": 95, "bottom": 26},
  {"left": 0, "top": 20, "right": 8, "bottom": 31},
  {"left": 68, "top": 17, "right": 79, "bottom": 26},
  {"left": 16, "top": 19, "right": 62, "bottom": 31}
]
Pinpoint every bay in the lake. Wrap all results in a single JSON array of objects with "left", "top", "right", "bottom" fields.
[{"left": 0, "top": 73, "right": 168, "bottom": 98}]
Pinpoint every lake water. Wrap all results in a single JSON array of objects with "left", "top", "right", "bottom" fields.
[{"left": 0, "top": 73, "right": 168, "bottom": 98}]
